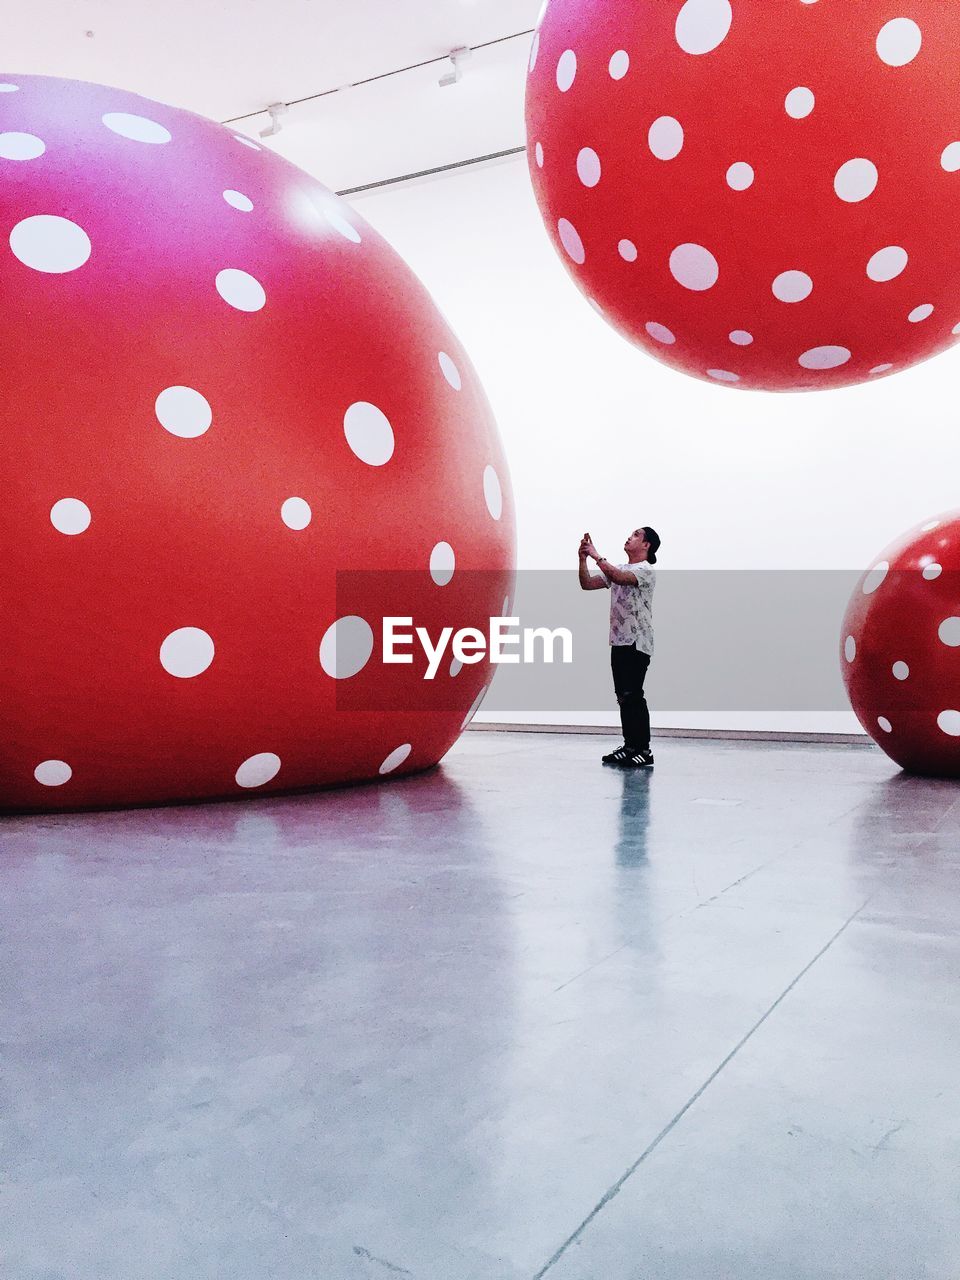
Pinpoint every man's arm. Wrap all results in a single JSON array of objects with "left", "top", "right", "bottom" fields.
[
  {"left": 582, "top": 536, "right": 638, "bottom": 586},
  {"left": 579, "top": 534, "right": 639, "bottom": 587},
  {"left": 579, "top": 551, "right": 607, "bottom": 590},
  {"left": 595, "top": 557, "right": 638, "bottom": 587}
]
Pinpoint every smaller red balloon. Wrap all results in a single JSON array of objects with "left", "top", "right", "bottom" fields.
[{"left": 841, "top": 513, "right": 960, "bottom": 776}]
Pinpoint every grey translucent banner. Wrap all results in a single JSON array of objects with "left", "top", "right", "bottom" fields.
[{"left": 332, "top": 570, "right": 872, "bottom": 713}]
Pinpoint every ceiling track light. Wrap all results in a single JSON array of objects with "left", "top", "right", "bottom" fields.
[
  {"left": 439, "top": 47, "right": 471, "bottom": 88},
  {"left": 259, "top": 102, "right": 288, "bottom": 138}
]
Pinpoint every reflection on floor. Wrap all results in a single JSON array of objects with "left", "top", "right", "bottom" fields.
[{"left": 2, "top": 732, "right": 960, "bottom": 1280}]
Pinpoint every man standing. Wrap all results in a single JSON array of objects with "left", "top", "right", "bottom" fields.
[{"left": 579, "top": 527, "right": 660, "bottom": 768}]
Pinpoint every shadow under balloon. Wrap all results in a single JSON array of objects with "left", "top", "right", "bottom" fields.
[
  {"left": 842, "top": 767, "right": 960, "bottom": 955},
  {"left": 847, "top": 769, "right": 960, "bottom": 861}
]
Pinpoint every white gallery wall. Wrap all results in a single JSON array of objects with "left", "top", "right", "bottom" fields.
[
  {"left": 347, "top": 154, "right": 960, "bottom": 575},
  {"left": 325, "top": 153, "right": 960, "bottom": 734}
]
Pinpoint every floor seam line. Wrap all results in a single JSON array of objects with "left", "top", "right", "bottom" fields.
[
  {"left": 529, "top": 896, "right": 872, "bottom": 1280},
  {"left": 932, "top": 794, "right": 960, "bottom": 833}
]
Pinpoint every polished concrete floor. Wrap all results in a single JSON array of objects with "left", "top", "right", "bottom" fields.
[{"left": 2, "top": 732, "right": 960, "bottom": 1280}]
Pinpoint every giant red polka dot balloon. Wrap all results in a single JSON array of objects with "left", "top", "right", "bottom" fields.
[
  {"left": 526, "top": 0, "right": 960, "bottom": 390},
  {"left": 0, "top": 74, "right": 513, "bottom": 812},
  {"left": 841, "top": 513, "right": 960, "bottom": 776}
]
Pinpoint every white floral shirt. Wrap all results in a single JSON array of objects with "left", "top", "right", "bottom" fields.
[{"left": 603, "top": 562, "right": 655, "bottom": 655}]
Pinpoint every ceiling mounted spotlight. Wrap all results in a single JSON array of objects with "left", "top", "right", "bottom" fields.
[
  {"left": 259, "top": 102, "right": 288, "bottom": 138},
  {"left": 439, "top": 47, "right": 471, "bottom": 88}
]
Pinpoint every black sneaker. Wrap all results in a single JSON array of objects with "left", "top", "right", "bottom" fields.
[
  {"left": 602, "top": 744, "right": 632, "bottom": 764},
  {"left": 619, "top": 749, "right": 655, "bottom": 768}
]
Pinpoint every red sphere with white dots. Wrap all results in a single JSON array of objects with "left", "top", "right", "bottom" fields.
[
  {"left": 525, "top": 0, "right": 960, "bottom": 391},
  {"left": 0, "top": 74, "right": 514, "bottom": 812},
  {"left": 841, "top": 514, "right": 960, "bottom": 776}
]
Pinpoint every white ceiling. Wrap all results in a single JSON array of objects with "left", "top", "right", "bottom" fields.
[
  {"left": 270, "top": 35, "right": 530, "bottom": 192},
  {"left": 4, "top": 0, "right": 539, "bottom": 187}
]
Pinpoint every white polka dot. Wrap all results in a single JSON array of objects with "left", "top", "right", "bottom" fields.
[
  {"left": 609, "top": 50, "right": 630, "bottom": 80},
  {"left": 909, "top": 304, "right": 934, "bottom": 323},
  {"left": 876, "top": 18, "right": 922, "bottom": 67},
  {"left": 450, "top": 657, "right": 463, "bottom": 677},
  {"left": 867, "top": 246, "right": 908, "bottom": 282},
  {"left": 430, "top": 541, "right": 456, "bottom": 586},
  {"left": 670, "top": 243, "right": 719, "bottom": 291},
  {"left": 558, "top": 218, "right": 585, "bottom": 265},
  {"left": 529, "top": 32, "right": 540, "bottom": 73},
  {"left": 233, "top": 134, "right": 261, "bottom": 150},
  {"left": 892, "top": 661, "right": 910, "bottom": 681},
  {"left": 344, "top": 401, "right": 394, "bottom": 466},
  {"left": 9, "top": 215, "right": 91, "bottom": 274},
  {"left": 870, "top": 364, "right": 894, "bottom": 375},
  {"left": 577, "top": 147, "right": 601, "bottom": 187},
  {"left": 320, "top": 615, "right": 374, "bottom": 679},
  {"left": 863, "top": 561, "right": 889, "bottom": 594},
  {"left": 281, "top": 497, "right": 311, "bottom": 530},
  {"left": 461, "top": 688, "right": 487, "bottom": 731},
  {"left": 726, "top": 162, "right": 754, "bottom": 191},
  {"left": 619, "top": 239, "right": 638, "bottom": 262},
  {"left": 675, "top": 0, "right": 733, "bottom": 55},
  {"left": 484, "top": 465, "right": 503, "bottom": 521},
  {"left": 729, "top": 330, "right": 753, "bottom": 346},
  {"left": 923, "top": 563, "right": 943, "bottom": 581},
  {"left": 799, "top": 346, "right": 851, "bottom": 371},
  {"left": 646, "top": 322, "right": 676, "bottom": 345},
  {"left": 102, "top": 112, "right": 171, "bottom": 144},
  {"left": 438, "top": 351, "right": 462, "bottom": 390},
  {"left": 707, "top": 369, "right": 739, "bottom": 382},
  {"left": 215, "top": 268, "right": 266, "bottom": 312},
  {"left": 159, "top": 627, "right": 215, "bottom": 679},
  {"left": 937, "top": 710, "right": 960, "bottom": 737},
  {"left": 941, "top": 143, "right": 960, "bottom": 173},
  {"left": 785, "top": 87, "right": 815, "bottom": 119},
  {"left": 155, "top": 386, "right": 212, "bottom": 439},
  {"left": 648, "top": 117, "right": 684, "bottom": 161},
  {"left": 223, "top": 190, "right": 253, "bottom": 212},
  {"left": 34, "top": 760, "right": 71, "bottom": 787},
  {"left": 0, "top": 84, "right": 19, "bottom": 93},
  {"left": 953, "top": 322, "right": 960, "bottom": 335},
  {"left": 922, "top": 520, "right": 941, "bottom": 532},
  {"left": 772, "top": 270, "right": 813, "bottom": 303},
  {"left": 535, "top": 142, "right": 544, "bottom": 167},
  {"left": 834, "top": 159, "right": 878, "bottom": 203},
  {"left": 844, "top": 635, "right": 856, "bottom": 663},
  {"left": 323, "top": 206, "right": 361, "bottom": 243},
  {"left": 939, "top": 617, "right": 960, "bottom": 647},
  {"left": 556, "top": 50, "right": 577, "bottom": 92},
  {"left": 50, "top": 498, "right": 91, "bottom": 536},
  {"left": 235, "top": 753, "right": 281, "bottom": 788},
  {"left": 379, "top": 744, "right": 412, "bottom": 775},
  {"left": 877, "top": 716, "right": 893, "bottom": 734},
  {"left": 0, "top": 132, "right": 45, "bottom": 160}
]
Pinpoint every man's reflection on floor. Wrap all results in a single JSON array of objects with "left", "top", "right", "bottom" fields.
[{"left": 615, "top": 767, "right": 653, "bottom": 867}]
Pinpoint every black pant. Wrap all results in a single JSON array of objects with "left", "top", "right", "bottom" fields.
[{"left": 611, "top": 645, "right": 651, "bottom": 751}]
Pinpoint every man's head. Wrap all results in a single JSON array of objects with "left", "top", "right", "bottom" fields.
[{"left": 624, "top": 526, "right": 661, "bottom": 564}]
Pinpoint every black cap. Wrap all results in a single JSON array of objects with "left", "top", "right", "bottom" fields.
[{"left": 643, "top": 526, "right": 661, "bottom": 565}]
